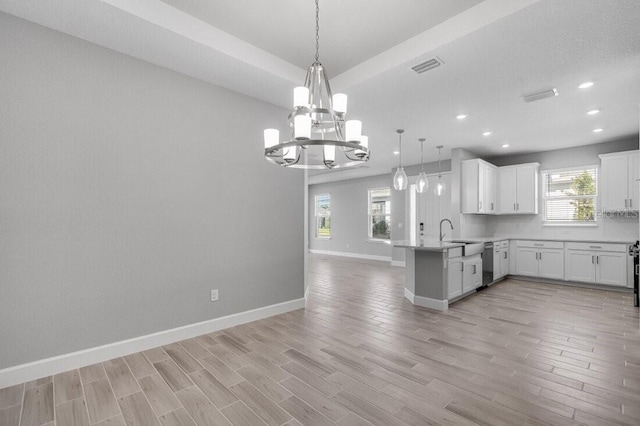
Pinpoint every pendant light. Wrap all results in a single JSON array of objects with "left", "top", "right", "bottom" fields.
[
  {"left": 393, "top": 129, "right": 407, "bottom": 190},
  {"left": 435, "top": 145, "right": 446, "bottom": 196},
  {"left": 263, "top": 0, "right": 369, "bottom": 169},
  {"left": 415, "top": 138, "right": 429, "bottom": 193}
]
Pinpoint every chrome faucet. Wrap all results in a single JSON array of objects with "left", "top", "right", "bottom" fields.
[{"left": 439, "top": 219, "right": 453, "bottom": 242}]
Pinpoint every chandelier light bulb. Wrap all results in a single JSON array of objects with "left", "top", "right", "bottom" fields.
[
  {"left": 293, "top": 86, "right": 310, "bottom": 108},
  {"left": 332, "top": 93, "right": 347, "bottom": 114},
  {"left": 264, "top": 129, "right": 279, "bottom": 149},
  {"left": 435, "top": 180, "right": 446, "bottom": 196},
  {"left": 345, "top": 120, "right": 362, "bottom": 142},
  {"left": 324, "top": 144, "right": 336, "bottom": 163},
  {"left": 294, "top": 115, "right": 311, "bottom": 139},
  {"left": 284, "top": 146, "right": 297, "bottom": 162}
]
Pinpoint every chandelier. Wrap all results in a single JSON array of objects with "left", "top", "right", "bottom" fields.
[{"left": 263, "top": 0, "right": 369, "bottom": 169}]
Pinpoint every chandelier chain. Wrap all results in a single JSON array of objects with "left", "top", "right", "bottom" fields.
[{"left": 315, "top": 0, "right": 320, "bottom": 63}]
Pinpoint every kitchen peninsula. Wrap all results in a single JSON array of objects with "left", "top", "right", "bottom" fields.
[{"left": 394, "top": 239, "right": 483, "bottom": 311}]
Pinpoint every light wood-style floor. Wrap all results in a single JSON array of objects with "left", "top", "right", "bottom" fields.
[{"left": 2, "top": 254, "right": 639, "bottom": 426}]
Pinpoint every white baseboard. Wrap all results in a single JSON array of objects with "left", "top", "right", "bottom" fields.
[
  {"left": 404, "top": 288, "right": 448, "bottom": 311},
  {"left": 309, "top": 249, "right": 391, "bottom": 262},
  {"left": 391, "top": 260, "right": 405, "bottom": 267},
  {"left": 404, "top": 288, "right": 415, "bottom": 303},
  {"left": 0, "top": 297, "right": 305, "bottom": 389},
  {"left": 414, "top": 295, "right": 448, "bottom": 311}
]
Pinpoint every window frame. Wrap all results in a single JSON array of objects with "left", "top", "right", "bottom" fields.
[
  {"left": 542, "top": 166, "right": 599, "bottom": 227},
  {"left": 314, "top": 193, "right": 331, "bottom": 239},
  {"left": 368, "top": 187, "right": 392, "bottom": 241}
]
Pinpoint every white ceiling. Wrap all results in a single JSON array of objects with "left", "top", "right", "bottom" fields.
[{"left": 1, "top": 0, "right": 639, "bottom": 184}]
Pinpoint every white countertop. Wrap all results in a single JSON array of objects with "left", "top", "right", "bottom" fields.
[
  {"left": 454, "top": 236, "right": 635, "bottom": 245},
  {"left": 392, "top": 239, "right": 464, "bottom": 252}
]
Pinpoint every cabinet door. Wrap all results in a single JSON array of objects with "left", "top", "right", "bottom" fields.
[
  {"left": 447, "top": 258, "right": 463, "bottom": 299},
  {"left": 515, "top": 247, "right": 538, "bottom": 276},
  {"left": 596, "top": 252, "right": 627, "bottom": 286},
  {"left": 628, "top": 153, "right": 639, "bottom": 211},
  {"left": 478, "top": 163, "right": 486, "bottom": 213},
  {"left": 499, "top": 168, "right": 518, "bottom": 214},
  {"left": 516, "top": 164, "right": 538, "bottom": 214},
  {"left": 463, "top": 259, "right": 482, "bottom": 293},
  {"left": 462, "top": 161, "right": 480, "bottom": 214},
  {"left": 565, "top": 250, "right": 595, "bottom": 283},
  {"left": 500, "top": 248, "right": 509, "bottom": 277},
  {"left": 601, "top": 156, "right": 628, "bottom": 211},
  {"left": 538, "top": 248, "right": 564, "bottom": 280},
  {"left": 485, "top": 166, "right": 497, "bottom": 213}
]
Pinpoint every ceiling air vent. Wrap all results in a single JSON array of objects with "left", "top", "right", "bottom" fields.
[
  {"left": 523, "top": 88, "right": 559, "bottom": 103},
  {"left": 411, "top": 57, "right": 443, "bottom": 74}
]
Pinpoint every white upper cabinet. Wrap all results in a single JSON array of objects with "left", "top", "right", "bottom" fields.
[
  {"left": 498, "top": 163, "right": 540, "bottom": 214},
  {"left": 462, "top": 159, "right": 497, "bottom": 214},
  {"left": 600, "top": 150, "right": 639, "bottom": 212}
]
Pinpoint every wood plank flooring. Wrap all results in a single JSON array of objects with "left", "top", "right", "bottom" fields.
[{"left": 2, "top": 253, "right": 639, "bottom": 425}]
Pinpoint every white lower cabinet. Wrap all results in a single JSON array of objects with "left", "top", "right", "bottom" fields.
[
  {"left": 493, "top": 240, "right": 510, "bottom": 280},
  {"left": 447, "top": 256, "right": 463, "bottom": 300},
  {"left": 463, "top": 254, "right": 483, "bottom": 293},
  {"left": 564, "top": 243, "right": 627, "bottom": 287},
  {"left": 515, "top": 241, "right": 564, "bottom": 280}
]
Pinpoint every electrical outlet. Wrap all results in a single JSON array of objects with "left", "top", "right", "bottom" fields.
[{"left": 210, "top": 289, "right": 219, "bottom": 302}]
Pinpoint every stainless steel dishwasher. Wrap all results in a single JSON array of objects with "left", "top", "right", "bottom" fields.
[{"left": 481, "top": 242, "right": 495, "bottom": 287}]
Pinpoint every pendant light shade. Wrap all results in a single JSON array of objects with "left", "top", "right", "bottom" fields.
[
  {"left": 435, "top": 145, "right": 446, "bottom": 196},
  {"left": 393, "top": 129, "right": 407, "bottom": 190},
  {"left": 393, "top": 167, "right": 408, "bottom": 191},
  {"left": 415, "top": 138, "right": 429, "bottom": 193}
]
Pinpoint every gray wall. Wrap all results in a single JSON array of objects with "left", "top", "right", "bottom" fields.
[
  {"left": 309, "top": 174, "right": 393, "bottom": 259},
  {"left": 0, "top": 13, "right": 304, "bottom": 370}
]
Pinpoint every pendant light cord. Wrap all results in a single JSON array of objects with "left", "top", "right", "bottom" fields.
[
  {"left": 419, "top": 138, "right": 425, "bottom": 172},
  {"left": 398, "top": 133, "right": 402, "bottom": 168},
  {"left": 315, "top": 0, "right": 320, "bottom": 64}
]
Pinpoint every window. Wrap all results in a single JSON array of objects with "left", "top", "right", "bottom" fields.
[
  {"left": 543, "top": 167, "right": 597, "bottom": 224},
  {"left": 314, "top": 194, "right": 331, "bottom": 238},
  {"left": 368, "top": 188, "right": 391, "bottom": 239}
]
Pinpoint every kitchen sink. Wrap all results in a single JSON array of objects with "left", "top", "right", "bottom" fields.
[{"left": 450, "top": 241, "right": 484, "bottom": 256}]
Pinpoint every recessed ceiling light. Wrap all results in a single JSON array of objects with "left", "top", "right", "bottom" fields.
[
  {"left": 482, "top": 131, "right": 492, "bottom": 136},
  {"left": 393, "top": 150, "right": 400, "bottom": 155},
  {"left": 592, "top": 128, "right": 603, "bottom": 133},
  {"left": 456, "top": 114, "right": 468, "bottom": 120},
  {"left": 579, "top": 82, "right": 594, "bottom": 89},
  {"left": 587, "top": 109, "right": 600, "bottom": 115},
  {"left": 502, "top": 144, "right": 510, "bottom": 148}
]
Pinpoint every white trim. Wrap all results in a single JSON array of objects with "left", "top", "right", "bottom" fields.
[
  {"left": 391, "top": 260, "right": 406, "bottom": 267},
  {"left": 0, "top": 297, "right": 305, "bottom": 389},
  {"left": 304, "top": 285, "right": 310, "bottom": 301},
  {"left": 309, "top": 249, "right": 391, "bottom": 262},
  {"left": 414, "top": 295, "right": 449, "bottom": 311},
  {"left": 404, "top": 288, "right": 415, "bottom": 303}
]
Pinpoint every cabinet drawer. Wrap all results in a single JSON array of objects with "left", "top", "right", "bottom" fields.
[
  {"left": 516, "top": 240, "right": 564, "bottom": 249},
  {"left": 565, "top": 242, "right": 628, "bottom": 253},
  {"left": 499, "top": 240, "right": 509, "bottom": 248}
]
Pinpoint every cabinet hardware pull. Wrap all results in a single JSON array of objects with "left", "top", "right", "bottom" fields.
[
  {"left": 625, "top": 199, "right": 628, "bottom": 208},
  {"left": 592, "top": 255, "right": 595, "bottom": 264},
  {"left": 479, "top": 201, "right": 482, "bottom": 210},
  {"left": 473, "top": 265, "right": 477, "bottom": 274},
  {"left": 504, "top": 252, "right": 507, "bottom": 260},
  {"left": 534, "top": 243, "right": 543, "bottom": 246},
  {"left": 589, "top": 246, "right": 601, "bottom": 249},
  {"left": 491, "top": 203, "right": 494, "bottom": 211},
  {"left": 461, "top": 263, "right": 464, "bottom": 272},
  {"left": 596, "top": 256, "right": 599, "bottom": 264},
  {"left": 539, "top": 252, "right": 542, "bottom": 260}
]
